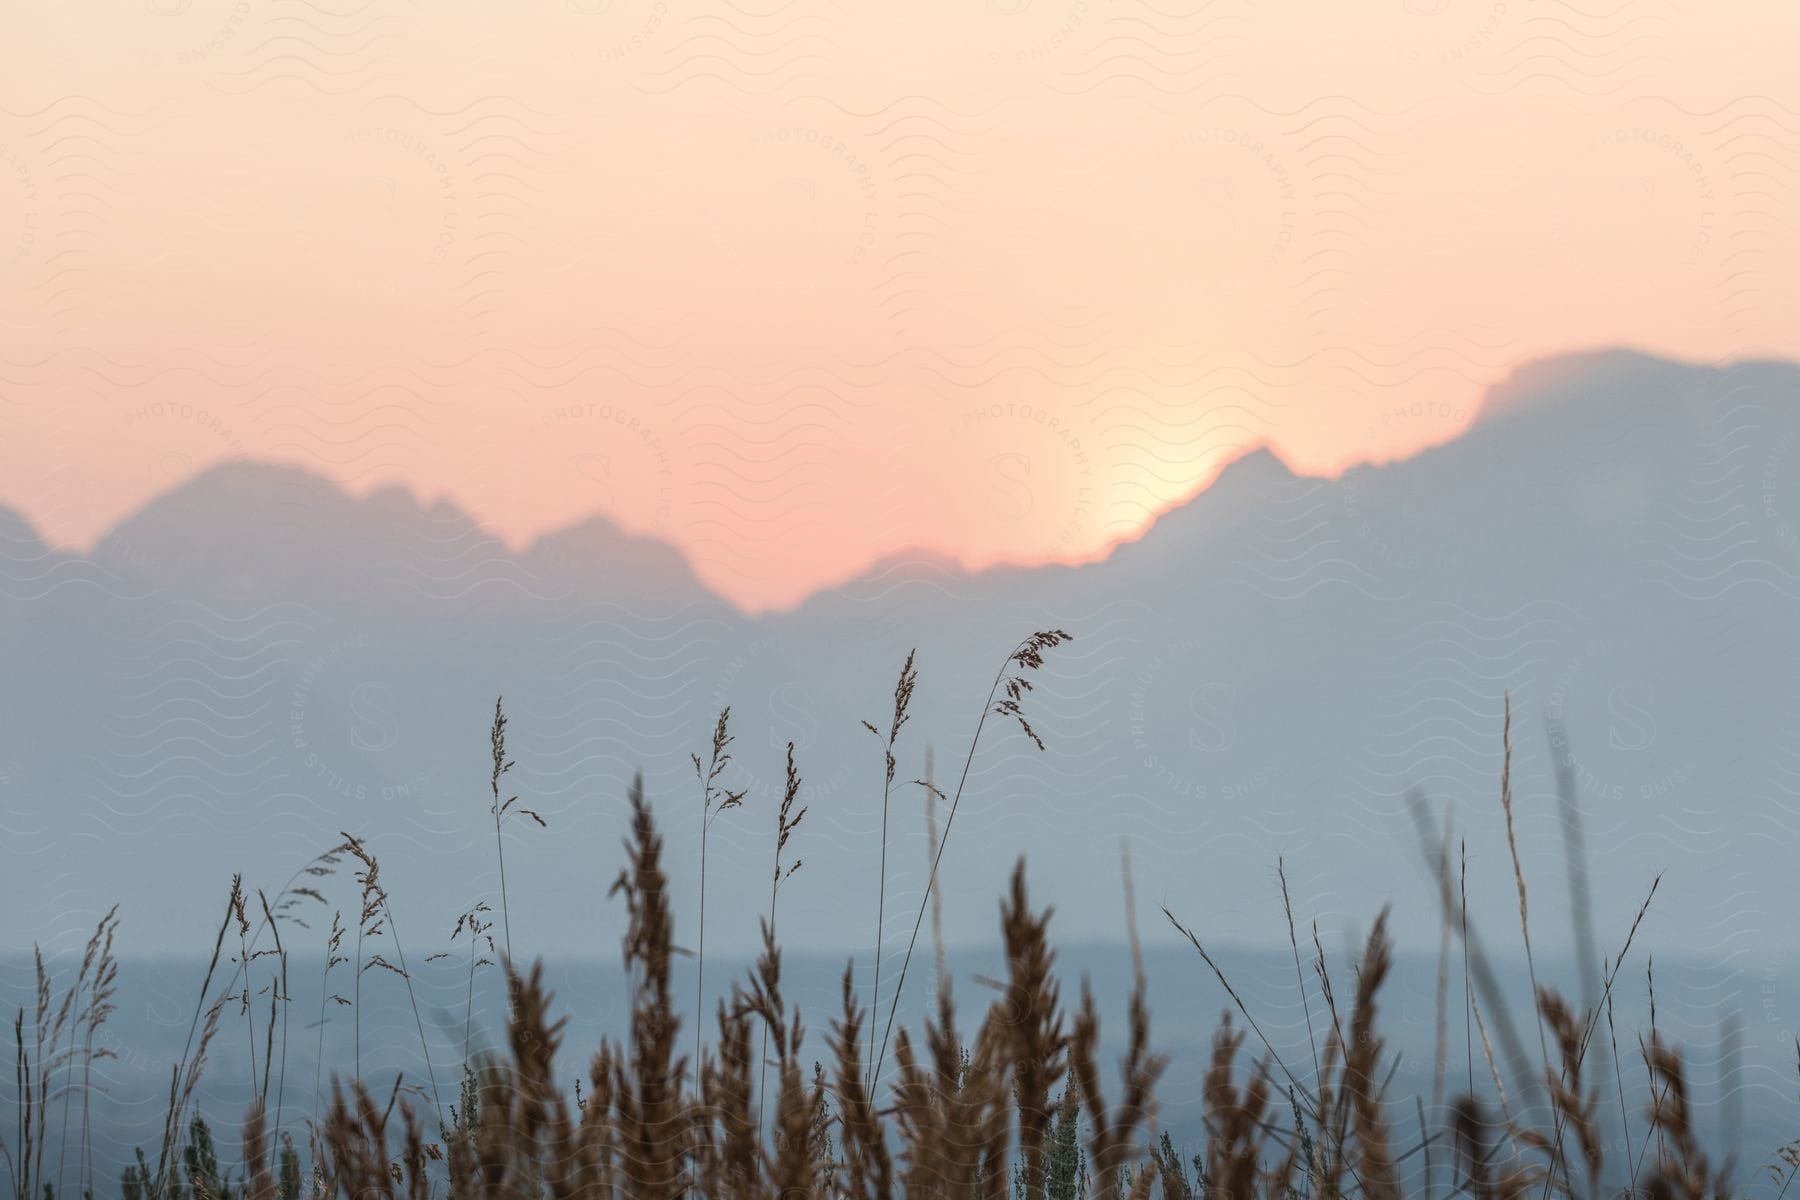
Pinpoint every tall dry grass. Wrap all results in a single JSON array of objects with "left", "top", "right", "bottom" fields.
[
  {"left": 691, "top": 709, "right": 747, "bottom": 1075},
  {"left": 2, "top": 630, "right": 1789, "bottom": 1200},
  {"left": 862, "top": 650, "right": 918, "bottom": 1085}
]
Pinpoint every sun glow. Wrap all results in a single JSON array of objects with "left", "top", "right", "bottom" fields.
[{"left": 4, "top": 2, "right": 1799, "bottom": 608}]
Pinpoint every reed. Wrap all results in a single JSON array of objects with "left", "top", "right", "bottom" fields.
[
  {"left": 757, "top": 742, "right": 805, "bottom": 1129},
  {"left": 148, "top": 877, "right": 238, "bottom": 1199},
  {"left": 487, "top": 696, "right": 545, "bottom": 970},
  {"left": 313, "top": 910, "right": 349, "bottom": 1126},
  {"left": 340, "top": 833, "right": 443, "bottom": 1129},
  {"left": 428, "top": 902, "right": 495, "bottom": 1067},
  {"left": 78, "top": 909, "right": 120, "bottom": 1200},
  {"left": 1497, "top": 696, "right": 1555, "bottom": 1096},
  {"left": 691, "top": 708, "right": 746, "bottom": 1074},
  {"left": 871, "top": 629, "right": 1073, "bottom": 1090},
  {"left": 861, "top": 650, "right": 917, "bottom": 1083}
]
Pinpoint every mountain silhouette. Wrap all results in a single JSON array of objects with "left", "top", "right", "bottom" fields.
[
  {"left": 4, "top": 349, "right": 1799, "bottom": 985},
  {"left": 84, "top": 459, "right": 724, "bottom": 613}
]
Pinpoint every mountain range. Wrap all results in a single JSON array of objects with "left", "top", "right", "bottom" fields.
[{"left": 4, "top": 348, "right": 1799, "bottom": 1016}]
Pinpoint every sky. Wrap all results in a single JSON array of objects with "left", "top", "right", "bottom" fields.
[{"left": 5, "top": 0, "right": 1800, "bottom": 609}]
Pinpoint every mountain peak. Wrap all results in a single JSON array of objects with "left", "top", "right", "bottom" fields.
[
  {"left": 1212, "top": 444, "right": 1296, "bottom": 485},
  {"left": 86, "top": 457, "right": 725, "bottom": 611},
  {"left": 1474, "top": 347, "right": 1699, "bottom": 428},
  {"left": 519, "top": 513, "right": 712, "bottom": 602},
  {"left": 0, "top": 504, "right": 47, "bottom": 560},
  {"left": 1097, "top": 443, "right": 1300, "bottom": 568}
]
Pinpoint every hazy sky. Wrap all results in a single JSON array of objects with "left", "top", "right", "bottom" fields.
[{"left": 5, "top": 0, "right": 1799, "bottom": 608}]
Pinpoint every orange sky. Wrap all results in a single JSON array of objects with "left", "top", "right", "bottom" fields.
[{"left": 4, "top": 0, "right": 1799, "bottom": 609}]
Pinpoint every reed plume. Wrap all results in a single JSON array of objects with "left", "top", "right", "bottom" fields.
[
  {"left": 758, "top": 742, "right": 806, "bottom": 1129},
  {"left": 488, "top": 696, "right": 544, "bottom": 969},
  {"left": 993, "top": 860, "right": 1068, "bottom": 1200},
  {"left": 693, "top": 708, "right": 747, "bottom": 1072},
  {"left": 861, "top": 650, "right": 917, "bottom": 1083},
  {"left": 873, "top": 629, "right": 1073, "bottom": 1089},
  {"left": 608, "top": 773, "right": 690, "bottom": 1200}
]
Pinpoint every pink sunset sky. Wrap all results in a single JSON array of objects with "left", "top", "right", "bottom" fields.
[{"left": 4, "top": 0, "right": 1799, "bottom": 609}]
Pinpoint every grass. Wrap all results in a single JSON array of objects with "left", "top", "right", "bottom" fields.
[
  {"left": 0, "top": 628, "right": 1788, "bottom": 1200},
  {"left": 691, "top": 708, "right": 747, "bottom": 1075},
  {"left": 758, "top": 742, "right": 806, "bottom": 1133},
  {"left": 488, "top": 696, "right": 546, "bottom": 968},
  {"left": 861, "top": 650, "right": 917, "bottom": 1087}
]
